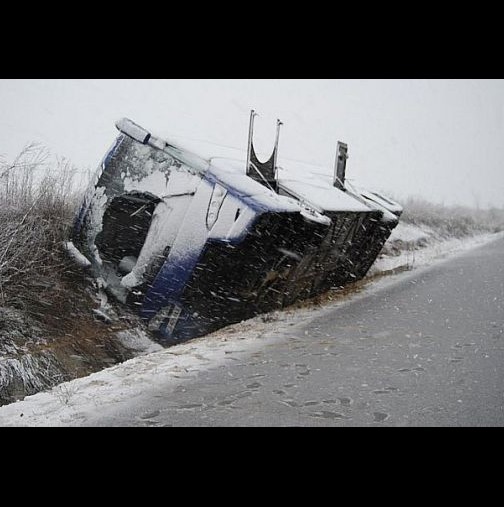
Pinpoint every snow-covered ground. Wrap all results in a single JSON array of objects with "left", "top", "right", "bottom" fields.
[
  {"left": 0, "top": 228, "right": 501, "bottom": 426},
  {"left": 370, "top": 222, "right": 495, "bottom": 275}
]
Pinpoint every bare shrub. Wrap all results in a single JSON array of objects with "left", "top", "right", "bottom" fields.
[
  {"left": 0, "top": 144, "right": 84, "bottom": 312},
  {"left": 54, "top": 381, "right": 79, "bottom": 406}
]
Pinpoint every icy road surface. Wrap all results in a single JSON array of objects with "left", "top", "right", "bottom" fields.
[{"left": 1, "top": 233, "right": 503, "bottom": 426}]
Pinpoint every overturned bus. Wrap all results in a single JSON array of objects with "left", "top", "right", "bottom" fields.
[{"left": 71, "top": 114, "right": 402, "bottom": 344}]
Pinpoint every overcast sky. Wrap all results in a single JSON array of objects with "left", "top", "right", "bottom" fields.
[{"left": 0, "top": 79, "right": 503, "bottom": 208}]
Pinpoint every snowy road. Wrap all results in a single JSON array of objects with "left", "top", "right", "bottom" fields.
[
  {"left": 1, "top": 233, "right": 503, "bottom": 426},
  {"left": 81, "top": 234, "right": 504, "bottom": 426}
]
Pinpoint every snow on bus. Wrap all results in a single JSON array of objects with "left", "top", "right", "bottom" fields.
[{"left": 70, "top": 114, "right": 402, "bottom": 344}]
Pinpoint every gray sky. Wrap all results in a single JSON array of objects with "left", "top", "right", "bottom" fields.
[{"left": 1, "top": 79, "right": 503, "bottom": 208}]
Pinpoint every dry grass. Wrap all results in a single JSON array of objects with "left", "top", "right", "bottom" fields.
[
  {"left": 399, "top": 196, "right": 504, "bottom": 238},
  {"left": 0, "top": 143, "right": 82, "bottom": 312},
  {"left": 0, "top": 142, "right": 138, "bottom": 345},
  {"left": 0, "top": 144, "right": 138, "bottom": 405}
]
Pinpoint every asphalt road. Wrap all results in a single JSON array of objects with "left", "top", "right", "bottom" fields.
[{"left": 87, "top": 235, "right": 504, "bottom": 426}]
